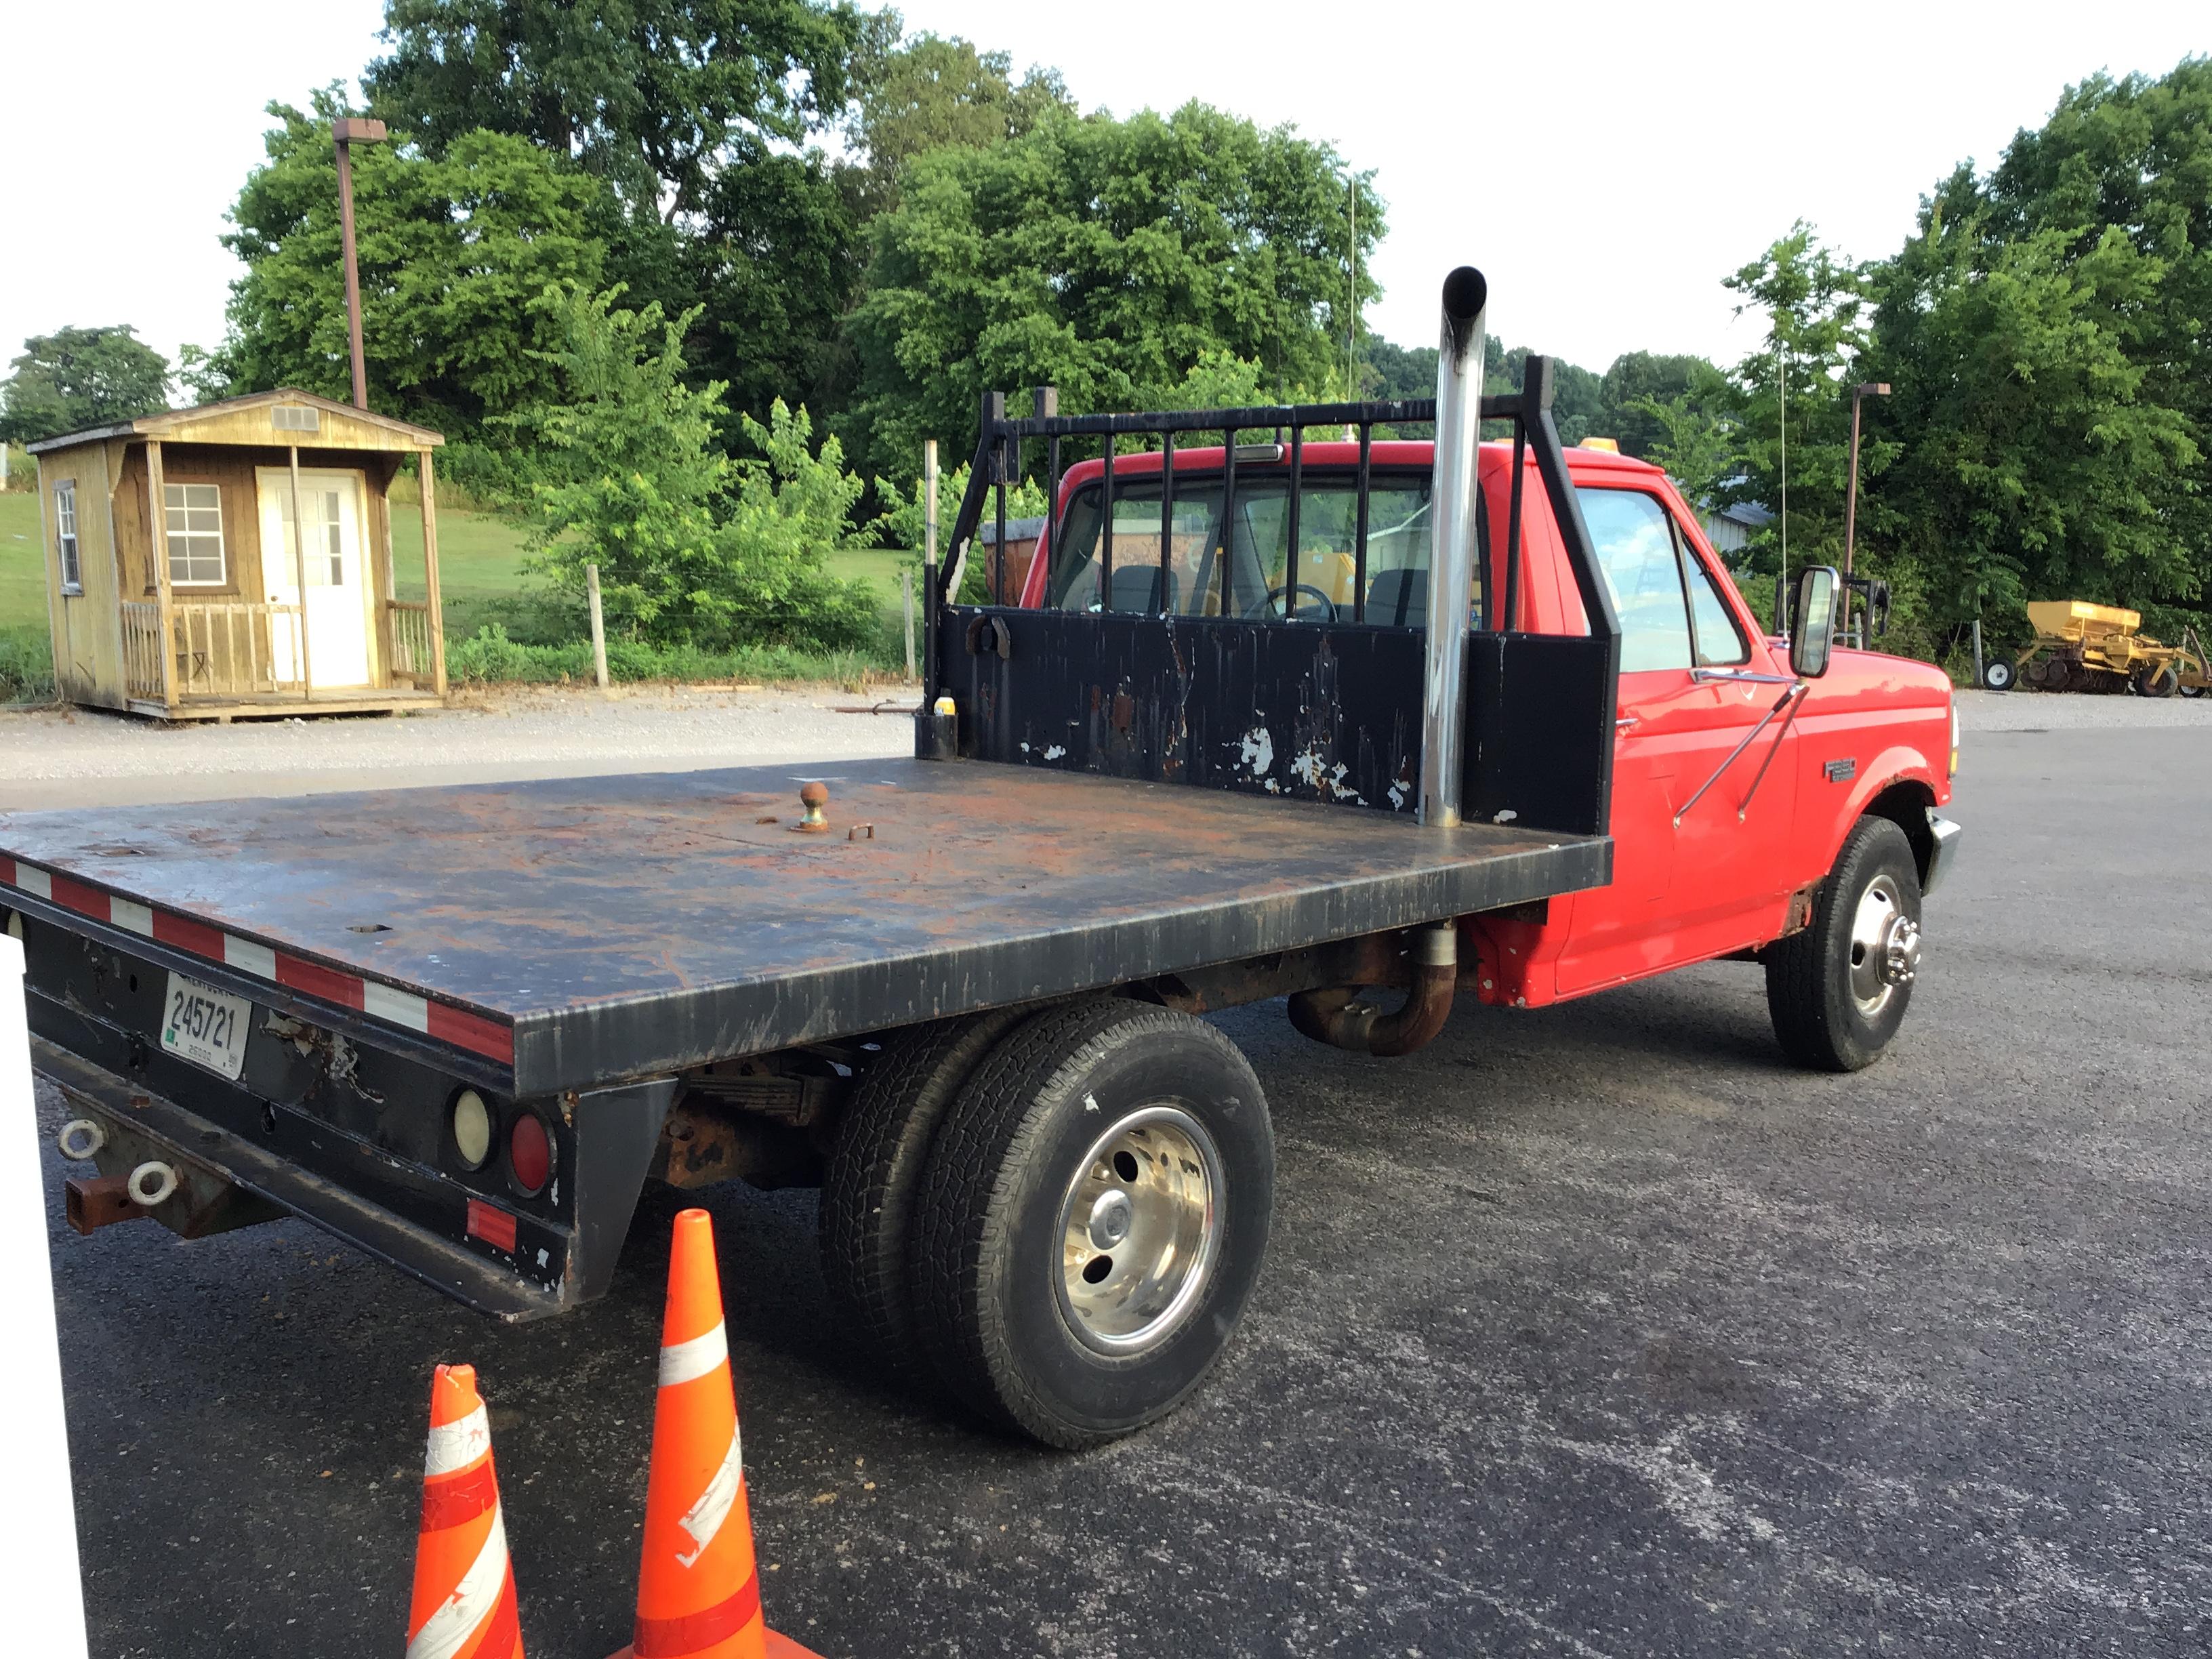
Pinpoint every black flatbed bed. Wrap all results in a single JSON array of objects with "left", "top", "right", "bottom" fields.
[{"left": 2, "top": 759, "right": 1609, "bottom": 1095}]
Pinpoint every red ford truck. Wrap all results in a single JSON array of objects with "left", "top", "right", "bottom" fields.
[
  {"left": 6, "top": 269, "right": 1957, "bottom": 1449},
  {"left": 998, "top": 403, "right": 1961, "bottom": 1041}
]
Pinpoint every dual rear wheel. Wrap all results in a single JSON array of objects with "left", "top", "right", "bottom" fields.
[{"left": 821, "top": 998, "right": 1275, "bottom": 1448}]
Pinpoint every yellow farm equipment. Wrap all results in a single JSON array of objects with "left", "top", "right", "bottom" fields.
[{"left": 1984, "top": 600, "right": 2210, "bottom": 697}]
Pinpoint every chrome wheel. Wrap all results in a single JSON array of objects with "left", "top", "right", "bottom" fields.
[
  {"left": 1055, "top": 1105, "right": 1224, "bottom": 1355},
  {"left": 1847, "top": 876, "right": 1920, "bottom": 1015}
]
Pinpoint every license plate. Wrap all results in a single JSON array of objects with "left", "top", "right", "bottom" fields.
[{"left": 161, "top": 972, "right": 252, "bottom": 1081}]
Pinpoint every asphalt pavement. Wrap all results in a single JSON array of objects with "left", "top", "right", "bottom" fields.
[{"left": 28, "top": 714, "right": 2212, "bottom": 1656}]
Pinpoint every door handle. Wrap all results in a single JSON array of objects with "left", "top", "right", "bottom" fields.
[{"left": 1615, "top": 714, "right": 1640, "bottom": 730}]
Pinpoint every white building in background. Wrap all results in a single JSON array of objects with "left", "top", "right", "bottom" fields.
[{"left": 1702, "top": 498, "right": 1774, "bottom": 559}]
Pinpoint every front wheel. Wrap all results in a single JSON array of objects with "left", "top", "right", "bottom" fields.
[
  {"left": 1764, "top": 817, "right": 1923, "bottom": 1072},
  {"left": 1981, "top": 657, "right": 2015, "bottom": 691},
  {"left": 914, "top": 998, "right": 1275, "bottom": 1449}
]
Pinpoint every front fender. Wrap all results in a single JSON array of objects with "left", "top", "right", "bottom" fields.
[{"left": 1839, "top": 745, "right": 1944, "bottom": 826}]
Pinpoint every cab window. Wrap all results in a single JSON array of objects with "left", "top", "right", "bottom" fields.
[
  {"left": 1577, "top": 488, "right": 1692, "bottom": 672},
  {"left": 1043, "top": 470, "right": 1453, "bottom": 624},
  {"left": 1683, "top": 541, "right": 1750, "bottom": 666}
]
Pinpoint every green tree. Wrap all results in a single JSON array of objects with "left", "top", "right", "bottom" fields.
[
  {"left": 1864, "top": 58, "right": 2211, "bottom": 628},
  {"left": 204, "top": 96, "right": 609, "bottom": 463},
  {"left": 1600, "top": 351, "right": 1717, "bottom": 458},
  {"left": 684, "top": 142, "right": 861, "bottom": 430},
  {"left": 840, "top": 20, "right": 1074, "bottom": 217},
  {"left": 1720, "top": 224, "right": 1891, "bottom": 581},
  {"left": 1359, "top": 337, "right": 1436, "bottom": 401},
  {"left": 1494, "top": 346, "right": 1605, "bottom": 443},
  {"left": 365, "top": 0, "right": 859, "bottom": 221},
  {"left": 1632, "top": 364, "right": 1742, "bottom": 512},
  {"left": 842, "top": 102, "right": 1382, "bottom": 482},
  {"left": 1868, "top": 185, "right": 2198, "bottom": 624},
  {"left": 365, "top": 0, "right": 867, "bottom": 428},
  {"left": 1982, "top": 59, "right": 2211, "bottom": 566},
  {"left": 0, "top": 326, "right": 171, "bottom": 445},
  {"left": 518, "top": 285, "right": 876, "bottom": 649}
]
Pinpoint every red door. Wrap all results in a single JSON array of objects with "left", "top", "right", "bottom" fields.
[{"left": 1555, "top": 487, "right": 1799, "bottom": 996}]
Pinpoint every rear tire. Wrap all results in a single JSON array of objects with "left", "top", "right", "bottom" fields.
[
  {"left": 1765, "top": 817, "right": 1923, "bottom": 1073},
  {"left": 914, "top": 998, "right": 1275, "bottom": 1449},
  {"left": 1981, "top": 657, "right": 2015, "bottom": 691},
  {"left": 2131, "top": 663, "right": 2179, "bottom": 699},
  {"left": 819, "top": 1009, "right": 1030, "bottom": 1379}
]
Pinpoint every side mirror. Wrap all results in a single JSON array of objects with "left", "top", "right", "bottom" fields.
[{"left": 1790, "top": 565, "right": 1839, "bottom": 678}]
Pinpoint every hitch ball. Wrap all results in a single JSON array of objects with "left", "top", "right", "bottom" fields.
[{"left": 793, "top": 781, "right": 831, "bottom": 834}]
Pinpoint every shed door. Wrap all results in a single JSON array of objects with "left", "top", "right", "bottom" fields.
[{"left": 257, "top": 469, "right": 373, "bottom": 689}]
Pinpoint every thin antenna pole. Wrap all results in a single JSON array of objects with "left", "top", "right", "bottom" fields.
[
  {"left": 1777, "top": 339, "right": 1788, "bottom": 606},
  {"left": 1347, "top": 176, "right": 1357, "bottom": 397}
]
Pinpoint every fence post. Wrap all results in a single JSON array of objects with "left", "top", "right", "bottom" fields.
[
  {"left": 1971, "top": 619, "right": 1984, "bottom": 688},
  {"left": 901, "top": 569, "right": 916, "bottom": 682},
  {"left": 0, "top": 933, "right": 91, "bottom": 1658},
  {"left": 586, "top": 562, "right": 609, "bottom": 691}
]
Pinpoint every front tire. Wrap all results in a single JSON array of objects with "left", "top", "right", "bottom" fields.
[
  {"left": 1981, "top": 657, "right": 2015, "bottom": 691},
  {"left": 1765, "top": 817, "right": 1923, "bottom": 1072},
  {"left": 914, "top": 998, "right": 1275, "bottom": 1449}
]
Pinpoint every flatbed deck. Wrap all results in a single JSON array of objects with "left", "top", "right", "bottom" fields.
[{"left": 2, "top": 759, "right": 1609, "bottom": 1095}]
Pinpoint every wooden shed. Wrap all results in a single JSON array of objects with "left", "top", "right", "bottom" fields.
[{"left": 28, "top": 389, "right": 449, "bottom": 720}]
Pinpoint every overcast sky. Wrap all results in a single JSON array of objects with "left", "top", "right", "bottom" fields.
[{"left": 1, "top": 1, "right": 2203, "bottom": 384}]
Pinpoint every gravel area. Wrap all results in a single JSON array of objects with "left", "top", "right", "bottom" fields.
[
  {"left": 5, "top": 681, "right": 2202, "bottom": 810},
  {"left": 0, "top": 684, "right": 912, "bottom": 808},
  {"left": 1954, "top": 686, "right": 2212, "bottom": 732}
]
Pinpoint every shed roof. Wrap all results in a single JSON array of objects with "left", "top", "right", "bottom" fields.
[{"left": 27, "top": 388, "right": 445, "bottom": 455}]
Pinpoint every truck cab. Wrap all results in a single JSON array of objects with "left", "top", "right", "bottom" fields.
[{"left": 1007, "top": 431, "right": 1961, "bottom": 1063}]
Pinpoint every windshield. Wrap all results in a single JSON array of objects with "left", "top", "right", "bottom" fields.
[{"left": 1043, "top": 470, "right": 1452, "bottom": 624}]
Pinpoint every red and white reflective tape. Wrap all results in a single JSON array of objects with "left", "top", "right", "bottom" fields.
[
  {"left": 405, "top": 1503, "right": 512, "bottom": 1659},
  {"left": 0, "top": 854, "right": 513, "bottom": 1065},
  {"left": 658, "top": 1317, "right": 743, "bottom": 1568},
  {"left": 424, "top": 1403, "right": 493, "bottom": 1477}
]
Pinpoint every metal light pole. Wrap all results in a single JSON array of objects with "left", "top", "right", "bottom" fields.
[
  {"left": 332, "top": 117, "right": 388, "bottom": 411},
  {"left": 1842, "top": 381, "right": 1890, "bottom": 643}
]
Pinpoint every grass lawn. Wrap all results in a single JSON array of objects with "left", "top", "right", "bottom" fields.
[
  {"left": 1, "top": 485, "right": 917, "bottom": 640},
  {"left": 1, "top": 490, "right": 48, "bottom": 632}
]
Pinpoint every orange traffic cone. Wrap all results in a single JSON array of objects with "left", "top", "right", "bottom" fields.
[
  {"left": 613, "top": 1209, "right": 822, "bottom": 1659},
  {"left": 407, "top": 1362, "right": 524, "bottom": 1659}
]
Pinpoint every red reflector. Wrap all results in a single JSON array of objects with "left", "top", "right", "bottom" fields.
[
  {"left": 466, "top": 1198, "right": 517, "bottom": 1252},
  {"left": 508, "top": 1112, "right": 552, "bottom": 1195}
]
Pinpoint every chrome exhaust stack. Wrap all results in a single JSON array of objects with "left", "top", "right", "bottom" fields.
[{"left": 1419, "top": 266, "right": 1488, "bottom": 828}]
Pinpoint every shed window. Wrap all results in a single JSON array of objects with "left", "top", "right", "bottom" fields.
[
  {"left": 163, "top": 483, "right": 226, "bottom": 586},
  {"left": 55, "top": 482, "right": 82, "bottom": 594}
]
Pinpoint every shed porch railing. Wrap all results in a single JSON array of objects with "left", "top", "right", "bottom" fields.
[
  {"left": 387, "top": 599, "right": 434, "bottom": 684},
  {"left": 123, "top": 600, "right": 306, "bottom": 702},
  {"left": 121, "top": 599, "right": 439, "bottom": 704}
]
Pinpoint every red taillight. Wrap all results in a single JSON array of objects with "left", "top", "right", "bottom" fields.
[{"left": 508, "top": 1111, "right": 552, "bottom": 1195}]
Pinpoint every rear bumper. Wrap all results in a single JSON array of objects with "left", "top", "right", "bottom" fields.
[
  {"left": 1923, "top": 812, "right": 1963, "bottom": 898},
  {"left": 37, "top": 1038, "right": 563, "bottom": 1319},
  {"left": 17, "top": 899, "right": 676, "bottom": 1321}
]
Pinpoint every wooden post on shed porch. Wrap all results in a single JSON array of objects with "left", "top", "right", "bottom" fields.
[
  {"left": 146, "top": 440, "right": 176, "bottom": 712},
  {"left": 419, "top": 448, "right": 447, "bottom": 697},
  {"left": 287, "top": 445, "right": 313, "bottom": 701}
]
